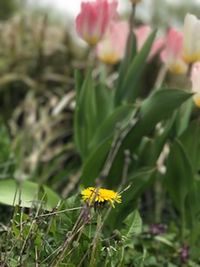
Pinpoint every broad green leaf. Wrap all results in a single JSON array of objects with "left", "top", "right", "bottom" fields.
[
  {"left": 74, "top": 69, "right": 83, "bottom": 100},
  {"left": 89, "top": 104, "right": 135, "bottom": 150},
  {"left": 115, "top": 30, "right": 156, "bottom": 105},
  {"left": 175, "top": 98, "right": 193, "bottom": 136},
  {"left": 165, "top": 140, "right": 194, "bottom": 213},
  {"left": 81, "top": 89, "right": 192, "bottom": 188},
  {"left": 80, "top": 138, "right": 111, "bottom": 187},
  {"left": 75, "top": 72, "right": 114, "bottom": 160},
  {"left": 94, "top": 83, "right": 114, "bottom": 127},
  {"left": 180, "top": 120, "right": 200, "bottom": 237},
  {"left": 108, "top": 89, "right": 192, "bottom": 186},
  {"left": 108, "top": 167, "right": 156, "bottom": 227},
  {"left": 140, "top": 89, "right": 192, "bottom": 125},
  {"left": 136, "top": 114, "right": 176, "bottom": 168},
  {"left": 179, "top": 120, "right": 200, "bottom": 173},
  {"left": 117, "top": 32, "right": 137, "bottom": 92},
  {"left": 185, "top": 181, "right": 200, "bottom": 235},
  {"left": 74, "top": 69, "right": 96, "bottom": 158},
  {"left": 123, "top": 210, "right": 142, "bottom": 238},
  {"left": 165, "top": 137, "right": 200, "bottom": 235},
  {"left": 81, "top": 106, "right": 136, "bottom": 186},
  {"left": 0, "top": 179, "right": 60, "bottom": 210},
  {"left": 154, "top": 236, "right": 174, "bottom": 248}
]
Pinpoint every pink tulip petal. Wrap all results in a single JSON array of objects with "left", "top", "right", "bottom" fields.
[
  {"left": 160, "top": 28, "right": 188, "bottom": 74},
  {"left": 76, "top": 0, "right": 118, "bottom": 45},
  {"left": 96, "top": 20, "right": 129, "bottom": 64}
]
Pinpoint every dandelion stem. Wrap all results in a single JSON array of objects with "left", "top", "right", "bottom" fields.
[{"left": 89, "top": 214, "right": 102, "bottom": 267}]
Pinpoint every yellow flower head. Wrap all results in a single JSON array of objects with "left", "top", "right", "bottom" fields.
[{"left": 81, "top": 187, "right": 122, "bottom": 208}]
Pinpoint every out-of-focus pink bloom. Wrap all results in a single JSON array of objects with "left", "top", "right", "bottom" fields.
[
  {"left": 161, "top": 28, "right": 188, "bottom": 74},
  {"left": 180, "top": 245, "right": 189, "bottom": 264},
  {"left": 183, "top": 13, "right": 200, "bottom": 63},
  {"left": 190, "top": 62, "right": 200, "bottom": 107},
  {"left": 134, "top": 25, "right": 151, "bottom": 51},
  {"left": 149, "top": 224, "right": 167, "bottom": 235},
  {"left": 150, "top": 37, "right": 165, "bottom": 60},
  {"left": 134, "top": 25, "right": 164, "bottom": 60},
  {"left": 96, "top": 21, "right": 129, "bottom": 64},
  {"left": 75, "top": 0, "right": 118, "bottom": 45}
]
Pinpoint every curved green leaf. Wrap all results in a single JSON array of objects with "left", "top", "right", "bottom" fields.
[
  {"left": 74, "top": 69, "right": 95, "bottom": 159},
  {"left": 115, "top": 30, "right": 156, "bottom": 105},
  {"left": 0, "top": 179, "right": 60, "bottom": 210},
  {"left": 89, "top": 105, "right": 135, "bottom": 150},
  {"left": 180, "top": 120, "right": 200, "bottom": 173},
  {"left": 81, "top": 89, "right": 192, "bottom": 188},
  {"left": 81, "top": 105, "right": 136, "bottom": 186},
  {"left": 165, "top": 140, "right": 193, "bottom": 212},
  {"left": 117, "top": 32, "right": 137, "bottom": 93},
  {"left": 110, "top": 167, "right": 155, "bottom": 227},
  {"left": 80, "top": 138, "right": 111, "bottom": 187},
  {"left": 123, "top": 210, "right": 142, "bottom": 238},
  {"left": 108, "top": 89, "right": 192, "bottom": 186}
]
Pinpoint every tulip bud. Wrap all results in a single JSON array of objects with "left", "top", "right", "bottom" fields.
[
  {"left": 96, "top": 21, "right": 129, "bottom": 64},
  {"left": 75, "top": 0, "right": 118, "bottom": 45},
  {"left": 183, "top": 13, "right": 200, "bottom": 63},
  {"left": 160, "top": 28, "right": 188, "bottom": 74},
  {"left": 190, "top": 62, "right": 200, "bottom": 107}
]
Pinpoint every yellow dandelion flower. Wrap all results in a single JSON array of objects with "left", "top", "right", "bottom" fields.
[{"left": 81, "top": 187, "right": 122, "bottom": 208}]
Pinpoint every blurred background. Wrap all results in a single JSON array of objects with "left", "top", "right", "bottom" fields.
[
  {"left": 0, "top": 0, "right": 200, "bottom": 198},
  {"left": 27, "top": 0, "right": 200, "bottom": 25}
]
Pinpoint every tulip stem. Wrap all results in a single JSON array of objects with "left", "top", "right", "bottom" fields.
[
  {"left": 154, "top": 64, "right": 167, "bottom": 90},
  {"left": 89, "top": 45, "right": 97, "bottom": 66},
  {"left": 126, "top": 3, "right": 136, "bottom": 57},
  {"left": 89, "top": 214, "right": 102, "bottom": 267},
  {"left": 129, "top": 3, "right": 136, "bottom": 30}
]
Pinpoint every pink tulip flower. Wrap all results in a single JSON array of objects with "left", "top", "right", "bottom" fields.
[
  {"left": 76, "top": 0, "right": 118, "bottom": 45},
  {"left": 134, "top": 25, "right": 164, "bottom": 60},
  {"left": 160, "top": 28, "right": 188, "bottom": 74},
  {"left": 150, "top": 37, "right": 165, "bottom": 60},
  {"left": 190, "top": 62, "right": 200, "bottom": 107},
  {"left": 134, "top": 25, "right": 152, "bottom": 51},
  {"left": 96, "top": 20, "right": 129, "bottom": 64}
]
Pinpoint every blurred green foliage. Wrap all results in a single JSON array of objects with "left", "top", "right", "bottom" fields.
[
  {"left": 151, "top": 0, "right": 200, "bottom": 28},
  {"left": 0, "top": 12, "right": 84, "bottom": 197},
  {"left": 0, "top": 0, "right": 19, "bottom": 20}
]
